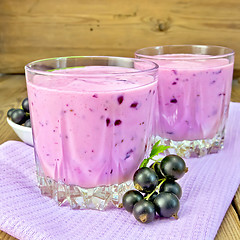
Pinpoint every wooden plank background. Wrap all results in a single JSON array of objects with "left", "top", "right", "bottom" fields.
[{"left": 0, "top": 0, "right": 240, "bottom": 76}]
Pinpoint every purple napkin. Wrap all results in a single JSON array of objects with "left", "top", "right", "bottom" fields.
[{"left": 0, "top": 102, "right": 240, "bottom": 240}]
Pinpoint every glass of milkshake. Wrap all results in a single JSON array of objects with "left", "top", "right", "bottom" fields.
[
  {"left": 135, "top": 45, "right": 234, "bottom": 158},
  {"left": 25, "top": 56, "right": 158, "bottom": 210}
]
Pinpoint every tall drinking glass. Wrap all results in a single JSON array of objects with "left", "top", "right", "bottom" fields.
[
  {"left": 25, "top": 56, "right": 158, "bottom": 210},
  {"left": 135, "top": 45, "right": 234, "bottom": 158}
]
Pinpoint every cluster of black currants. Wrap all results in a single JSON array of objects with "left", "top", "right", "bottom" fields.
[
  {"left": 122, "top": 152, "right": 187, "bottom": 224},
  {"left": 7, "top": 98, "right": 31, "bottom": 127}
]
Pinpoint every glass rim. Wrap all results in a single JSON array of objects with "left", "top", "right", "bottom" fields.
[
  {"left": 135, "top": 45, "right": 235, "bottom": 60},
  {"left": 25, "top": 56, "right": 159, "bottom": 76}
]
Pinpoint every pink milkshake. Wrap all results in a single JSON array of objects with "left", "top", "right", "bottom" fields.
[
  {"left": 136, "top": 45, "right": 234, "bottom": 157},
  {"left": 25, "top": 56, "right": 158, "bottom": 209}
]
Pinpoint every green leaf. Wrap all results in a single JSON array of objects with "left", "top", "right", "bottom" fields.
[
  {"left": 139, "top": 142, "right": 170, "bottom": 168},
  {"left": 139, "top": 158, "right": 150, "bottom": 168},
  {"left": 150, "top": 141, "right": 171, "bottom": 158}
]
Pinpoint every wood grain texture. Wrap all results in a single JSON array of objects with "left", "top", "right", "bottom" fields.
[
  {"left": 234, "top": 186, "right": 240, "bottom": 216},
  {"left": 0, "top": 231, "right": 17, "bottom": 240},
  {"left": 0, "top": 75, "right": 239, "bottom": 239},
  {"left": 232, "top": 78, "right": 240, "bottom": 100},
  {"left": 215, "top": 204, "right": 240, "bottom": 240},
  {"left": 0, "top": 75, "right": 27, "bottom": 144},
  {"left": 0, "top": 0, "right": 240, "bottom": 75}
]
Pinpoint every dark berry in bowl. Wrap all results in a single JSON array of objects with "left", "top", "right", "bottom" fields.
[
  {"left": 7, "top": 108, "right": 15, "bottom": 118},
  {"left": 11, "top": 109, "right": 27, "bottom": 125},
  {"left": 133, "top": 199, "right": 156, "bottom": 223},
  {"left": 133, "top": 167, "right": 158, "bottom": 193},
  {"left": 24, "top": 119, "right": 31, "bottom": 128},
  {"left": 22, "top": 98, "right": 29, "bottom": 112},
  {"left": 122, "top": 190, "right": 143, "bottom": 213}
]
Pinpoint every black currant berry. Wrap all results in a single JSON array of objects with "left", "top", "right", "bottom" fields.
[
  {"left": 7, "top": 108, "right": 15, "bottom": 118},
  {"left": 24, "top": 119, "right": 31, "bottom": 128},
  {"left": 22, "top": 98, "right": 29, "bottom": 112},
  {"left": 133, "top": 167, "right": 158, "bottom": 193},
  {"left": 133, "top": 199, "right": 156, "bottom": 223},
  {"left": 150, "top": 162, "right": 165, "bottom": 179},
  {"left": 160, "top": 180, "right": 182, "bottom": 199},
  {"left": 154, "top": 192, "right": 180, "bottom": 219},
  {"left": 160, "top": 154, "right": 187, "bottom": 180},
  {"left": 11, "top": 109, "right": 27, "bottom": 125},
  {"left": 122, "top": 190, "right": 143, "bottom": 213}
]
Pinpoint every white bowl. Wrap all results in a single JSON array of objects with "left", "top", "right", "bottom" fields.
[{"left": 7, "top": 118, "right": 33, "bottom": 146}]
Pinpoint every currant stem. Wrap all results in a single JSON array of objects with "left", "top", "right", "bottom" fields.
[
  {"left": 156, "top": 178, "right": 166, "bottom": 193},
  {"left": 145, "top": 178, "right": 166, "bottom": 200},
  {"left": 150, "top": 157, "right": 163, "bottom": 163}
]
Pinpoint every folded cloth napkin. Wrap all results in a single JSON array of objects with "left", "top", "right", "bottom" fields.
[{"left": 1, "top": 102, "right": 240, "bottom": 240}]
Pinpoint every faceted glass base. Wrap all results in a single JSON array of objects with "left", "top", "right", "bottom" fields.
[
  {"left": 154, "top": 131, "right": 225, "bottom": 158},
  {"left": 37, "top": 174, "right": 133, "bottom": 210}
]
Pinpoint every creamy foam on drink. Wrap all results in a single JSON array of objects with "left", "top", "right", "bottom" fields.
[
  {"left": 27, "top": 66, "right": 157, "bottom": 188},
  {"left": 153, "top": 54, "right": 233, "bottom": 141}
]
